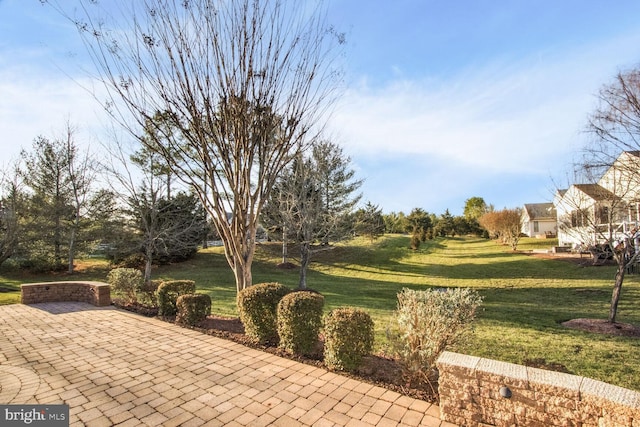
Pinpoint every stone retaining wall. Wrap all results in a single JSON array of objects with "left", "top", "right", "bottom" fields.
[
  {"left": 437, "top": 351, "right": 640, "bottom": 426},
  {"left": 21, "top": 281, "right": 111, "bottom": 307}
]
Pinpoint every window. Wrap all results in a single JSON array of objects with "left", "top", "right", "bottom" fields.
[
  {"left": 596, "top": 206, "right": 609, "bottom": 224},
  {"left": 533, "top": 221, "right": 539, "bottom": 233}
]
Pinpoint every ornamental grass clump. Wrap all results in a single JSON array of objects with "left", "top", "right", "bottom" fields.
[
  {"left": 157, "top": 280, "right": 196, "bottom": 317},
  {"left": 277, "top": 290, "right": 324, "bottom": 356},
  {"left": 323, "top": 307, "right": 374, "bottom": 372},
  {"left": 176, "top": 294, "right": 211, "bottom": 326},
  {"left": 388, "top": 287, "right": 482, "bottom": 381},
  {"left": 237, "top": 282, "right": 290, "bottom": 344},
  {"left": 107, "top": 267, "right": 144, "bottom": 304}
]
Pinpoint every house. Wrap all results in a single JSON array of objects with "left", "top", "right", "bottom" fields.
[
  {"left": 521, "top": 203, "right": 557, "bottom": 238},
  {"left": 555, "top": 151, "right": 640, "bottom": 247}
]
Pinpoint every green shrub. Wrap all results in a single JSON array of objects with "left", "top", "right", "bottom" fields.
[
  {"left": 112, "top": 253, "right": 147, "bottom": 270},
  {"left": 388, "top": 287, "right": 482, "bottom": 380},
  {"left": 107, "top": 268, "right": 144, "bottom": 304},
  {"left": 157, "top": 280, "right": 196, "bottom": 317},
  {"left": 176, "top": 293, "right": 211, "bottom": 326},
  {"left": 410, "top": 232, "right": 421, "bottom": 250},
  {"left": 324, "top": 307, "right": 374, "bottom": 372},
  {"left": 137, "top": 280, "right": 161, "bottom": 307},
  {"left": 237, "top": 282, "right": 290, "bottom": 344},
  {"left": 277, "top": 290, "right": 324, "bottom": 355}
]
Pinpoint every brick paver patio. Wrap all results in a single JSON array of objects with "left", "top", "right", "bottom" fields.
[{"left": 0, "top": 303, "right": 454, "bottom": 426}]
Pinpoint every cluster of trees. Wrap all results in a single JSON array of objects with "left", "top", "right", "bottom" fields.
[
  {"left": 43, "top": 0, "right": 345, "bottom": 292},
  {"left": 381, "top": 197, "right": 492, "bottom": 247},
  {"left": 0, "top": 123, "right": 209, "bottom": 278}
]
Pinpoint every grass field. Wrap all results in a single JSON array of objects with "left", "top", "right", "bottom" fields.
[{"left": 1, "top": 235, "right": 639, "bottom": 391}]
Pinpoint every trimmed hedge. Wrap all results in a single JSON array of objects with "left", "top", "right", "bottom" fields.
[
  {"left": 138, "top": 279, "right": 161, "bottom": 307},
  {"left": 277, "top": 290, "right": 324, "bottom": 356},
  {"left": 237, "top": 282, "right": 290, "bottom": 344},
  {"left": 324, "top": 307, "right": 374, "bottom": 372},
  {"left": 107, "top": 268, "right": 144, "bottom": 304},
  {"left": 157, "top": 280, "right": 196, "bottom": 317},
  {"left": 176, "top": 293, "right": 211, "bottom": 326}
]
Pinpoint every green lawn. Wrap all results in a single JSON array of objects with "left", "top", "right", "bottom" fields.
[{"left": 1, "top": 235, "right": 639, "bottom": 391}]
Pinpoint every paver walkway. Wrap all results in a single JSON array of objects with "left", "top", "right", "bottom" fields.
[{"left": 0, "top": 303, "right": 455, "bottom": 426}]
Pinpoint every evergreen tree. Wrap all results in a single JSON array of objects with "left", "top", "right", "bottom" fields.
[
  {"left": 312, "top": 141, "right": 363, "bottom": 244},
  {"left": 353, "top": 202, "right": 385, "bottom": 241}
]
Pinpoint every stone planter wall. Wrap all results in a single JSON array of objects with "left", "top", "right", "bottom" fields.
[
  {"left": 21, "top": 282, "right": 111, "bottom": 307},
  {"left": 437, "top": 351, "right": 640, "bottom": 426}
]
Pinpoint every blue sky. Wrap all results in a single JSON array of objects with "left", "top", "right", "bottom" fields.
[{"left": 2, "top": 1, "right": 640, "bottom": 215}]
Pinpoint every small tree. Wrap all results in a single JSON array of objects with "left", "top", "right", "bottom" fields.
[
  {"left": 463, "top": 197, "right": 489, "bottom": 221},
  {"left": 405, "top": 208, "right": 433, "bottom": 238},
  {"left": 575, "top": 66, "right": 640, "bottom": 323},
  {"left": 479, "top": 208, "right": 523, "bottom": 250},
  {"left": 104, "top": 139, "right": 206, "bottom": 281},
  {"left": 261, "top": 140, "right": 362, "bottom": 289},
  {"left": 353, "top": 202, "right": 385, "bottom": 241}
]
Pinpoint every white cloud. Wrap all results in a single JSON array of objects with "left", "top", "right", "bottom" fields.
[
  {"left": 0, "top": 61, "right": 107, "bottom": 161},
  {"left": 331, "top": 32, "right": 640, "bottom": 179}
]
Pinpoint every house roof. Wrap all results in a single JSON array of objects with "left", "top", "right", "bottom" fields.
[
  {"left": 573, "top": 183, "right": 618, "bottom": 201},
  {"left": 523, "top": 203, "right": 556, "bottom": 220}
]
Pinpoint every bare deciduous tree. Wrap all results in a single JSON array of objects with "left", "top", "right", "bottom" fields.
[
  {"left": 559, "top": 67, "right": 640, "bottom": 323},
  {"left": 62, "top": 124, "right": 97, "bottom": 273},
  {"left": 261, "top": 140, "right": 361, "bottom": 289},
  {"left": 44, "top": 0, "right": 343, "bottom": 291},
  {"left": 103, "top": 139, "right": 206, "bottom": 282}
]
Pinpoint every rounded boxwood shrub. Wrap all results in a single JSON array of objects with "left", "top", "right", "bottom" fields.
[
  {"left": 324, "top": 307, "right": 374, "bottom": 372},
  {"left": 277, "top": 290, "right": 324, "bottom": 355},
  {"left": 176, "top": 293, "right": 211, "bottom": 326},
  {"left": 137, "top": 279, "right": 161, "bottom": 307},
  {"left": 107, "top": 267, "right": 144, "bottom": 304},
  {"left": 237, "top": 282, "right": 290, "bottom": 344},
  {"left": 157, "top": 280, "right": 196, "bottom": 317}
]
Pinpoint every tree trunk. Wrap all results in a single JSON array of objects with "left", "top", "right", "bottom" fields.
[
  {"left": 608, "top": 260, "right": 626, "bottom": 323},
  {"left": 299, "top": 241, "right": 311, "bottom": 290},
  {"left": 282, "top": 226, "right": 288, "bottom": 264},
  {"left": 144, "top": 246, "right": 153, "bottom": 282},
  {"left": 232, "top": 260, "right": 253, "bottom": 293},
  {"left": 67, "top": 227, "right": 76, "bottom": 274}
]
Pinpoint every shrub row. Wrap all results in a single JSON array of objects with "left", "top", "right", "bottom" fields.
[
  {"left": 109, "top": 270, "right": 481, "bottom": 377},
  {"left": 157, "top": 280, "right": 196, "bottom": 317},
  {"left": 237, "top": 283, "right": 375, "bottom": 371},
  {"left": 107, "top": 269, "right": 208, "bottom": 322}
]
